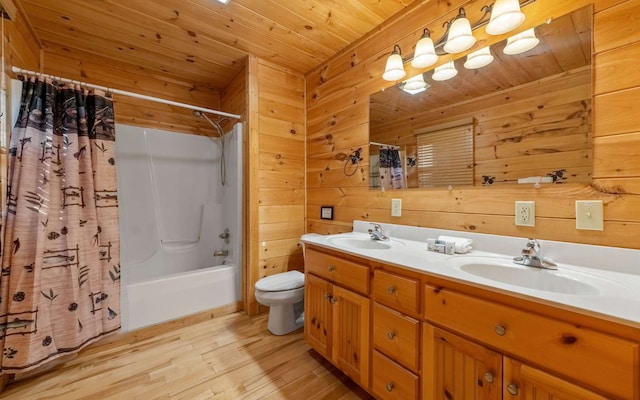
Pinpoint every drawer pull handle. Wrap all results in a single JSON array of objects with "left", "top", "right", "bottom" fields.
[
  {"left": 386, "top": 331, "right": 396, "bottom": 340},
  {"left": 495, "top": 325, "right": 506, "bottom": 336},
  {"left": 385, "top": 383, "right": 394, "bottom": 392},
  {"left": 506, "top": 383, "right": 519, "bottom": 396},
  {"left": 327, "top": 265, "right": 336, "bottom": 272},
  {"left": 387, "top": 286, "right": 397, "bottom": 295},
  {"left": 483, "top": 371, "right": 494, "bottom": 383}
]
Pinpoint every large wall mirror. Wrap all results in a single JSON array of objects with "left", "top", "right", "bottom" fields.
[{"left": 369, "top": 6, "right": 592, "bottom": 190}]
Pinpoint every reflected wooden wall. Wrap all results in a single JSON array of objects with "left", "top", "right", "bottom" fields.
[
  {"left": 371, "top": 67, "right": 592, "bottom": 186},
  {"left": 306, "top": 0, "right": 640, "bottom": 250}
]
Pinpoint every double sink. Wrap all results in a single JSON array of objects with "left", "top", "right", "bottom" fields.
[{"left": 324, "top": 233, "right": 630, "bottom": 297}]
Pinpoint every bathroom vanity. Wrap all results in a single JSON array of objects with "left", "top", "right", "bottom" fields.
[{"left": 301, "top": 223, "right": 640, "bottom": 400}]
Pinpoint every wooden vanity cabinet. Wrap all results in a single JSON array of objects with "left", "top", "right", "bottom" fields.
[
  {"left": 423, "top": 323, "right": 502, "bottom": 400},
  {"left": 304, "top": 246, "right": 370, "bottom": 389},
  {"left": 371, "top": 267, "right": 421, "bottom": 400},
  {"left": 503, "top": 357, "right": 609, "bottom": 400},
  {"left": 423, "top": 283, "right": 640, "bottom": 400},
  {"left": 304, "top": 244, "right": 639, "bottom": 400}
]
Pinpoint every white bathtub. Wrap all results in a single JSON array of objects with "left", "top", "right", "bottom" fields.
[{"left": 123, "top": 264, "right": 238, "bottom": 331}]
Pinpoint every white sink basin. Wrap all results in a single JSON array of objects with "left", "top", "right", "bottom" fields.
[
  {"left": 447, "top": 257, "right": 625, "bottom": 296},
  {"left": 460, "top": 262, "right": 598, "bottom": 295},
  {"left": 326, "top": 234, "right": 405, "bottom": 250}
]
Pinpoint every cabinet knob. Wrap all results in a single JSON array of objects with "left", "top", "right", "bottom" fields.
[
  {"left": 495, "top": 325, "right": 506, "bottom": 336},
  {"left": 506, "top": 383, "right": 519, "bottom": 396},
  {"left": 329, "top": 296, "right": 337, "bottom": 304},
  {"left": 385, "top": 383, "right": 394, "bottom": 392},
  {"left": 327, "top": 265, "right": 336, "bottom": 272},
  {"left": 483, "top": 371, "right": 494, "bottom": 383},
  {"left": 387, "top": 286, "right": 396, "bottom": 295},
  {"left": 386, "top": 331, "right": 396, "bottom": 340}
]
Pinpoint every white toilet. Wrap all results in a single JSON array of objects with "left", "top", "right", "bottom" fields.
[{"left": 254, "top": 270, "right": 305, "bottom": 335}]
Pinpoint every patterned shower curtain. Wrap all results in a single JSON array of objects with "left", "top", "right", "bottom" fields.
[
  {"left": 379, "top": 147, "right": 406, "bottom": 190},
  {"left": 0, "top": 78, "right": 120, "bottom": 374}
]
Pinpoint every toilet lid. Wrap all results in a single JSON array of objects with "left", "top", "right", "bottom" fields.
[{"left": 255, "top": 270, "right": 305, "bottom": 292}]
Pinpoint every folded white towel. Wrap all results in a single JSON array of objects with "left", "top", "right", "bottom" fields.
[{"left": 438, "top": 235, "right": 473, "bottom": 254}]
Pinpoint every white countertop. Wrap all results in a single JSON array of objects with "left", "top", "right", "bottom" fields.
[{"left": 301, "top": 224, "right": 640, "bottom": 329}]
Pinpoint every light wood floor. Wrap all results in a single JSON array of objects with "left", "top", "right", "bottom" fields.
[{"left": 1, "top": 312, "right": 373, "bottom": 400}]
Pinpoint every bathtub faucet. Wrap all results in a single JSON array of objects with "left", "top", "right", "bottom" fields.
[{"left": 214, "top": 249, "right": 229, "bottom": 257}]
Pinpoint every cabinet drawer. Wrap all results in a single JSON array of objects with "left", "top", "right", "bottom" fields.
[
  {"left": 305, "top": 248, "right": 369, "bottom": 294},
  {"left": 372, "top": 351, "right": 419, "bottom": 400},
  {"left": 425, "top": 284, "right": 639, "bottom": 400},
  {"left": 373, "top": 303, "right": 420, "bottom": 372},
  {"left": 373, "top": 269, "right": 420, "bottom": 316}
]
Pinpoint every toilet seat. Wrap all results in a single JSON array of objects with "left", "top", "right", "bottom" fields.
[{"left": 255, "top": 270, "right": 304, "bottom": 292}]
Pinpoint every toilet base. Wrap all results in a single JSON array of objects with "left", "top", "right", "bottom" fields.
[{"left": 267, "top": 302, "right": 304, "bottom": 335}]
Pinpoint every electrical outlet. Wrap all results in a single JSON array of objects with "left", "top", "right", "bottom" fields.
[
  {"left": 515, "top": 201, "right": 535, "bottom": 227},
  {"left": 391, "top": 198, "right": 402, "bottom": 217},
  {"left": 576, "top": 200, "right": 604, "bottom": 230}
]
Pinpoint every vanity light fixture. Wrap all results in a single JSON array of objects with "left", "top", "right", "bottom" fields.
[
  {"left": 443, "top": 8, "right": 476, "bottom": 54},
  {"left": 464, "top": 46, "right": 494, "bottom": 69},
  {"left": 503, "top": 28, "right": 539, "bottom": 54},
  {"left": 432, "top": 60, "right": 458, "bottom": 81},
  {"left": 411, "top": 29, "right": 438, "bottom": 69},
  {"left": 382, "top": 44, "right": 406, "bottom": 81},
  {"left": 381, "top": 0, "right": 537, "bottom": 82},
  {"left": 401, "top": 73, "right": 430, "bottom": 94},
  {"left": 485, "top": 0, "right": 525, "bottom": 35},
  {"left": 215, "top": 0, "right": 230, "bottom": 3}
]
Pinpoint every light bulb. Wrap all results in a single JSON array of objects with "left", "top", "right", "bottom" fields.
[
  {"left": 464, "top": 47, "right": 494, "bottom": 69},
  {"left": 486, "top": 0, "right": 525, "bottom": 35},
  {"left": 504, "top": 28, "right": 539, "bottom": 55},
  {"left": 382, "top": 45, "right": 406, "bottom": 81},
  {"left": 444, "top": 9, "right": 476, "bottom": 54},
  {"left": 411, "top": 29, "right": 438, "bottom": 68},
  {"left": 432, "top": 60, "right": 458, "bottom": 81}
]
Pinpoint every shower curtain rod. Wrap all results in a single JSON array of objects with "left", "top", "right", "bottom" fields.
[
  {"left": 11, "top": 66, "right": 241, "bottom": 120},
  {"left": 369, "top": 141, "right": 400, "bottom": 150}
]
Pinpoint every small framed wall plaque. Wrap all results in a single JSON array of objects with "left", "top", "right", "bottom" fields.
[{"left": 320, "top": 206, "right": 334, "bottom": 220}]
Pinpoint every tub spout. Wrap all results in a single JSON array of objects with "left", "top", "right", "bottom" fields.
[{"left": 213, "top": 249, "right": 229, "bottom": 257}]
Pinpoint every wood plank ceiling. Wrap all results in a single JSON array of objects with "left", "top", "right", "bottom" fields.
[{"left": 15, "top": 0, "right": 414, "bottom": 91}]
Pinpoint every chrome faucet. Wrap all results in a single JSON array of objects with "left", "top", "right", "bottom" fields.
[
  {"left": 513, "top": 238, "right": 557, "bottom": 270},
  {"left": 214, "top": 249, "right": 229, "bottom": 257},
  {"left": 368, "top": 223, "right": 389, "bottom": 241}
]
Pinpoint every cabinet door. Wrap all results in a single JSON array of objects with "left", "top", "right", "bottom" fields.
[
  {"left": 305, "top": 273, "right": 333, "bottom": 359},
  {"left": 423, "top": 324, "right": 502, "bottom": 400},
  {"left": 503, "top": 357, "right": 609, "bottom": 400},
  {"left": 332, "top": 285, "right": 370, "bottom": 389}
]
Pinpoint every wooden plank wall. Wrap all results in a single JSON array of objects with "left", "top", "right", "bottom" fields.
[
  {"left": 244, "top": 56, "right": 306, "bottom": 315},
  {"left": 371, "top": 67, "right": 592, "bottom": 186},
  {"left": 2, "top": 10, "right": 41, "bottom": 239},
  {"left": 219, "top": 60, "right": 248, "bottom": 311},
  {"left": 306, "top": 0, "right": 640, "bottom": 250},
  {"left": 37, "top": 47, "right": 222, "bottom": 137}
]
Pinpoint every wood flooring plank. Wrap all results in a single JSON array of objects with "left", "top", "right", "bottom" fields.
[{"left": 0, "top": 312, "right": 372, "bottom": 400}]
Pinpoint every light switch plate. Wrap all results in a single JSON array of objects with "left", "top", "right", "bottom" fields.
[
  {"left": 515, "top": 201, "right": 535, "bottom": 227},
  {"left": 391, "top": 198, "right": 402, "bottom": 217},
  {"left": 576, "top": 200, "right": 604, "bottom": 230}
]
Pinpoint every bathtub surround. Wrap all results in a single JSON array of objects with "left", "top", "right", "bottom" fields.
[
  {"left": 115, "top": 123, "right": 243, "bottom": 331},
  {"left": 0, "top": 78, "right": 120, "bottom": 374}
]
